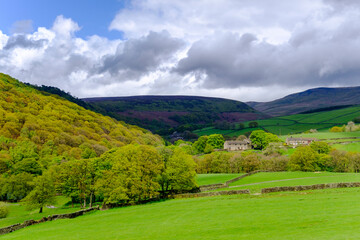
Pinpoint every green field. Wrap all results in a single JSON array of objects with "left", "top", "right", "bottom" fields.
[
  {"left": 331, "top": 142, "right": 360, "bottom": 152},
  {"left": 194, "top": 105, "right": 360, "bottom": 137},
  {"left": 196, "top": 173, "right": 243, "bottom": 186},
  {"left": 280, "top": 131, "right": 360, "bottom": 141},
  {"left": 214, "top": 172, "right": 360, "bottom": 193},
  {"left": 2, "top": 188, "right": 360, "bottom": 239},
  {"left": 0, "top": 196, "right": 81, "bottom": 228}
]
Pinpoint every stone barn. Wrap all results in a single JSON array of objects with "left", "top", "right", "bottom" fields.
[{"left": 224, "top": 139, "right": 252, "bottom": 151}]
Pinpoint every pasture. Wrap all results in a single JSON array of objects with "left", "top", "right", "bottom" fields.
[
  {"left": 0, "top": 196, "right": 80, "bottom": 228},
  {"left": 224, "top": 172, "right": 360, "bottom": 193},
  {"left": 196, "top": 173, "right": 243, "bottom": 186},
  {"left": 194, "top": 104, "right": 360, "bottom": 137},
  {"left": 2, "top": 188, "right": 360, "bottom": 239},
  {"left": 331, "top": 142, "right": 360, "bottom": 152}
]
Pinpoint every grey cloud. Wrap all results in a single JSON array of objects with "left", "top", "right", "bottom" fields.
[
  {"left": 11, "top": 20, "right": 33, "bottom": 34},
  {"left": 175, "top": 28, "right": 360, "bottom": 90},
  {"left": 323, "top": 0, "right": 360, "bottom": 10},
  {"left": 4, "top": 35, "right": 47, "bottom": 50},
  {"left": 98, "top": 31, "right": 184, "bottom": 79}
]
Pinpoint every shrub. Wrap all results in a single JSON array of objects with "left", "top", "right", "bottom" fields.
[
  {"left": 289, "top": 146, "right": 322, "bottom": 171},
  {"left": 261, "top": 155, "right": 289, "bottom": 171},
  {"left": 330, "top": 126, "right": 343, "bottom": 132},
  {"left": 353, "top": 117, "right": 360, "bottom": 123},
  {"left": 0, "top": 202, "right": 9, "bottom": 218},
  {"left": 239, "top": 153, "right": 261, "bottom": 173},
  {"left": 310, "top": 141, "right": 331, "bottom": 154}
]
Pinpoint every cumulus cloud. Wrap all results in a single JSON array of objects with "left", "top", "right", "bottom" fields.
[
  {"left": 98, "top": 31, "right": 184, "bottom": 79},
  {"left": 109, "top": 0, "right": 322, "bottom": 44},
  {"left": 4, "top": 35, "right": 47, "bottom": 50},
  {"left": 0, "top": 16, "right": 184, "bottom": 98},
  {"left": 1, "top": 1, "right": 360, "bottom": 102}
]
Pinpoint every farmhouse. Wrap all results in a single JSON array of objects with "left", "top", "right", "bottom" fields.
[
  {"left": 224, "top": 139, "right": 252, "bottom": 151},
  {"left": 286, "top": 137, "right": 317, "bottom": 147}
]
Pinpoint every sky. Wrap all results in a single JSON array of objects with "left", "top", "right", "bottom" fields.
[{"left": 0, "top": 0, "right": 359, "bottom": 102}]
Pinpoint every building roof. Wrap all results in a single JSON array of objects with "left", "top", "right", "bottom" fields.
[
  {"left": 286, "top": 137, "right": 317, "bottom": 141},
  {"left": 225, "top": 140, "right": 251, "bottom": 144}
]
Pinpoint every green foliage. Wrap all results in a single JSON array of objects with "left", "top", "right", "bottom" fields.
[
  {"left": 310, "top": 141, "right": 331, "bottom": 154},
  {"left": 238, "top": 153, "right": 261, "bottom": 173},
  {"left": 158, "top": 147, "right": 198, "bottom": 193},
  {"left": 0, "top": 73, "right": 164, "bottom": 201},
  {"left": 0, "top": 201, "right": 9, "bottom": 218},
  {"left": 96, "top": 145, "right": 163, "bottom": 205},
  {"left": 13, "top": 158, "right": 42, "bottom": 175},
  {"left": 248, "top": 121, "right": 259, "bottom": 128},
  {"left": 9, "top": 141, "right": 38, "bottom": 163},
  {"left": 260, "top": 155, "right": 289, "bottom": 172},
  {"left": 56, "top": 158, "right": 97, "bottom": 207},
  {"left": 250, "top": 130, "right": 281, "bottom": 150},
  {"left": 192, "top": 134, "right": 225, "bottom": 154},
  {"left": 0, "top": 173, "right": 34, "bottom": 201},
  {"left": 192, "top": 136, "right": 208, "bottom": 154},
  {"left": 22, "top": 173, "right": 56, "bottom": 213},
  {"left": 327, "top": 150, "right": 360, "bottom": 173},
  {"left": 206, "top": 134, "right": 225, "bottom": 149},
  {"left": 353, "top": 116, "right": 360, "bottom": 123},
  {"left": 289, "top": 146, "right": 322, "bottom": 171},
  {"left": 195, "top": 152, "right": 236, "bottom": 173}
]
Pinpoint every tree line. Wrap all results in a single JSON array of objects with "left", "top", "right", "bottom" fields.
[
  {"left": 193, "top": 141, "right": 360, "bottom": 174},
  {"left": 0, "top": 144, "right": 198, "bottom": 213}
]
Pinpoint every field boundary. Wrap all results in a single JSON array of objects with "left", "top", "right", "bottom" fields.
[
  {"left": 199, "top": 171, "right": 261, "bottom": 192},
  {"left": 0, "top": 206, "right": 99, "bottom": 236},
  {"left": 175, "top": 189, "right": 250, "bottom": 198},
  {"left": 261, "top": 182, "right": 360, "bottom": 194}
]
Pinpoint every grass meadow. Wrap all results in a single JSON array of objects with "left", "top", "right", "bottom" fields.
[
  {"left": 0, "top": 196, "right": 81, "bottom": 228},
  {"left": 331, "top": 142, "right": 360, "bottom": 152},
  {"left": 194, "top": 104, "right": 360, "bottom": 137},
  {"left": 2, "top": 188, "right": 360, "bottom": 239},
  {"left": 224, "top": 172, "right": 360, "bottom": 193},
  {"left": 196, "top": 173, "right": 243, "bottom": 186}
]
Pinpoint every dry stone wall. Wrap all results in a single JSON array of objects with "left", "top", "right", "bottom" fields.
[
  {"left": 199, "top": 170, "right": 261, "bottom": 192},
  {"left": 261, "top": 182, "right": 360, "bottom": 194},
  {"left": 175, "top": 189, "right": 250, "bottom": 198},
  {"left": 0, "top": 206, "right": 99, "bottom": 236}
]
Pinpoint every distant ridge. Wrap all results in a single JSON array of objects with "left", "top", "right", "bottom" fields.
[
  {"left": 83, "top": 95, "right": 237, "bottom": 102},
  {"left": 83, "top": 95, "right": 268, "bottom": 136},
  {"left": 247, "top": 86, "right": 360, "bottom": 116}
]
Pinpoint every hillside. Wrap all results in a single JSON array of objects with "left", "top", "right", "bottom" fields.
[
  {"left": 248, "top": 86, "right": 360, "bottom": 116},
  {"left": 83, "top": 96, "right": 268, "bottom": 136},
  {"left": 194, "top": 104, "right": 360, "bottom": 137},
  {"left": 0, "top": 73, "right": 163, "bottom": 166}
]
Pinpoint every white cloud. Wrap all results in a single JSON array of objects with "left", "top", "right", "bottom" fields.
[
  {"left": 1, "top": 1, "right": 360, "bottom": 102},
  {"left": 0, "top": 30, "right": 9, "bottom": 50},
  {"left": 110, "top": 0, "right": 322, "bottom": 44}
]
